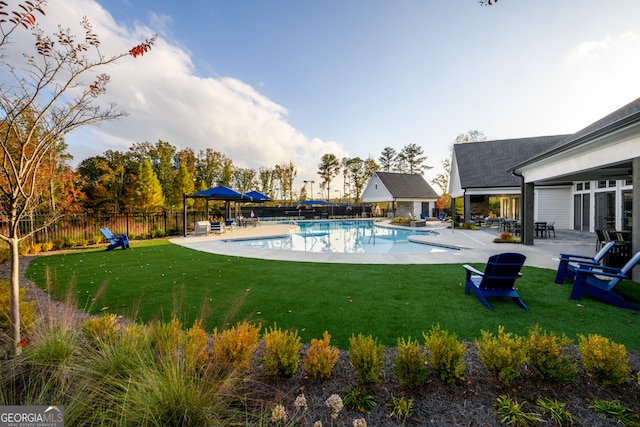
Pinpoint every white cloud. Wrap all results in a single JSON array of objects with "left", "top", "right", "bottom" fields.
[{"left": 9, "top": 0, "right": 347, "bottom": 181}]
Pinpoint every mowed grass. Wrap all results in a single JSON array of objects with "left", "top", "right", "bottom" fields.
[{"left": 25, "top": 239, "right": 640, "bottom": 350}]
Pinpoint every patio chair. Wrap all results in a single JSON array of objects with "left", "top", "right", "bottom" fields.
[
  {"left": 554, "top": 240, "right": 616, "bottom": 284},
  {"left": 437, "top": 212, "right": 446, "bottom": 221},
  {"left": 210, "top": 221, "right": 224, "bottom": 234},
  {"left": 100, "top": 227, "right": 130, "bottom": 251},
  {"left": 569, "top": 251, "right": 640, "bottom": 310},
  {"left": 595, "top": 229, "right": 611, "bottom": 252},
  {"left": 546, "top": 221, "right": 556, "bottom": 238},
  {"left": 463, "top": 252, "right": 528, "bottom": 310}
]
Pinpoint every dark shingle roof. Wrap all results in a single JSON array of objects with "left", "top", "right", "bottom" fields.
[
  {"left": 453, "top": 135, "right": 569, "bottom": 188},
  {"left": 375, "top": 172, "right": 440, "bottom": 198}
]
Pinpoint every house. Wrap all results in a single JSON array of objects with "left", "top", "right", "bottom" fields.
[
  {"left": 361, "top": 172, "right": 440, "bottom": 218},
  {"left": 449, "top": 96, "right": 640, "bottom": 279},
  {"left": 449, "top": 135, "right": 571, "bottom": 227},
  {"left": 511, "top": 96, "right": 640, "bottom": 249}
]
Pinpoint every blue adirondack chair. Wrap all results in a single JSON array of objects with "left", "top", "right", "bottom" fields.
[
  {"left": 570, "top": 251, "right": 640, "bottom": 310},
  {"left": 554, "top": 240, "right": 616, "bottom": 284},
  {"left": 463, "top": 252, "right": 528, "bottom": 310},
  {"left": 100, "top": 227, "right": 130, "bottom": 251}
]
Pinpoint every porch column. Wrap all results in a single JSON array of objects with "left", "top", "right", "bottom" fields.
[
  {"left": 464, "top": 194, "right": 471, "bottom": 223},
  {"left": 521, "top": 182, "right": 535, "bottom": 245},
  {"left": 633, "top": 158, "right": 640, "bottom": 282}
]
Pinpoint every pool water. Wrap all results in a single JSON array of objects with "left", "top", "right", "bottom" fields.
[{"left": 225, "top": 220, "right": 456, "bottom": 254}]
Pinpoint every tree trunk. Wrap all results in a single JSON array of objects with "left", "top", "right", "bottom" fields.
[{"left": 9, "top": 236, "right": 21, "bottom": 356}]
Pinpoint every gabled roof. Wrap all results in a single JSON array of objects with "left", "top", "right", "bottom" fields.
[
  {"left": 453, "top": 135, "right": 569, "bottom": 189},
  {"left": 514, "top": 96, "right": 640, "bottom": 169},
  {"left": 374, "top": 172, "right": 440, "bottom": 198}
]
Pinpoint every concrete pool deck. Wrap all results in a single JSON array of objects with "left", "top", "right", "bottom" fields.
[{"left": 169, "top": 220, "right": 598, "bottom": 270}]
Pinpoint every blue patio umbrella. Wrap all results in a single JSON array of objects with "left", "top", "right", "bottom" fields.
[
  {"left": 244, "top": 190, "right": 271, "bottom": 202},
  {"left": 192, "top": 185, "right": 251, "bottom": 201}
]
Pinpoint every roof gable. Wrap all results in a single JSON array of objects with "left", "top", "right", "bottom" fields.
[
  {"left": 374, "top": 172, "right": 440, "bottom": 198},
  {"left": 452, "top": 135, "right": 568, "bottom": 189}
]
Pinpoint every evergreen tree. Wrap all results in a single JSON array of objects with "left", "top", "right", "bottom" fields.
[{"left": 132, "top": 159, "right": 164, "bottom": 213}]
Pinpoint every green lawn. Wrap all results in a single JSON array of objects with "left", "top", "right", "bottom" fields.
[{"left": 25, "top": 239, "right": 640, "bottom": 350}]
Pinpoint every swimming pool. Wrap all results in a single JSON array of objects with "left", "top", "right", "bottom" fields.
[{"left": 225, "top": 220, "right": 457, "bottom": 254}]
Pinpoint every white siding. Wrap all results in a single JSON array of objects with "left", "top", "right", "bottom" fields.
[{"left": 535, "top": 186, "right": 572, "bottom": 229}]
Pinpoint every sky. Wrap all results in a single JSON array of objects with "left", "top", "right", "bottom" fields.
[{"left": 6, "top": 0, "right": 640, "bottom": 194}]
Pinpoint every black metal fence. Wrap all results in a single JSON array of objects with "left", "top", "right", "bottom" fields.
[{"left": 3, "top": 204, "right": 373, "bottom": 246}]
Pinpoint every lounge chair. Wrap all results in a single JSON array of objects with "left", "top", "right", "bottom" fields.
[
  {"left": 554, "top": 241, "right": 616, "bottom": 284},
  {"left": 437, "top": 212, "right": 446, "bottom": 221},
  {"left": 569, "top": 251, "right": 640, "bottom": 310},
  {"left": 100, "top": 227, "right": 130, "bottom": 251},
  {"left": 463, "top": 252, "right": 528, "bottom": 310}
]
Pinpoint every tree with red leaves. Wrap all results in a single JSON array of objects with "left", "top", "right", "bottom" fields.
[{"left": 0, "top": 0, "right": 155, "bottom": 356}]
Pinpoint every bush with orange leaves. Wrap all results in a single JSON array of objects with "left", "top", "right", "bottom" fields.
[
  {"left": 303, "top": 330, "right": 340, "bottom": 379},
  {"left": 212, "top": 320, "right": 261, "bottom": 370}
]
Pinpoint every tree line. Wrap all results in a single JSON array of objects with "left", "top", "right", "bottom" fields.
[{"left": 69, "top": 140, "right": 435, "bottom": 213}]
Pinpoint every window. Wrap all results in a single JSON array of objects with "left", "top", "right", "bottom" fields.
[
  {"left": 576, "top": 183, "right": 583, "bottom": 191},
  {"left": 608, "top": 180, "right": 616, "bottom": 187},
  {"left": 598, "top": 180, "right": 606, "bottom": 189},
  {"left": 585, "top": 182, "right": 591, "bottom": 190}
]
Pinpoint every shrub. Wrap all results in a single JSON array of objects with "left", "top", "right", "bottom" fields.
[
  {"left": 493, "top": 395, "right": 543, "bottom": 426},
  {"left": 41, "top": 241, "right": 53, "bottom": 252},
  {"left": 0, "top": 280, "right": 36, "bottom": 332},
  {"left": 184, "top": 319, "right": 209, "bottom": 370},
  {"left": 578, "top": 334, "right": 631, "bottom": 385},
  {"left": 52, "top": 238, "right": 65, "bottom": 250},
  {"left": 148, "top": 317, "right": 184, "bottom": 362},
  {"left": 303, "top": 330, "right": 340, "bottom": 379},
  {"left": 212, "top": 320, "right": 261, "bottom": 370},
  {"left": 64, "top": 237, "right": 77, "bottom": 248},
  {"left": 527, "top": 324, "right": 577, "bottom": 382},
  {"left": 78, "top": 239, "right": 89, "bottom": 247},
  {"left": 476, "top": 326, "right": 528, "bottom": 386},
  {"left": 29, "top": 243, "right": 42, "bottom": 255},
  {"left": 151, "top": 228, "right": 166, "bottom": 238},
  {"left": 82, "top": 314, "right": 119, "bottom": 348},
  {"left": 18, "top": 241, "right": 30, "bottom": 256},
  {"left": 91, "top": 234, "right": 103, "bottom": 245},
  {"left": 261, "top": 324, "right": 301, "bottom": 378},
  {"left": 588, "top": 399, "right": 640, "bottom": 426},
  {"left": 393, "top": 336, "right": 429, "bottom": 388},
  {"left": 348, "top": 333, "right": 385, "bottom": 383},
  {"left": 388, "top": 395, "right": 415, "bottom": 424},
  {"left": 423, "top": 323, "right": 466, "bottom": 384},
  {"left": 536, "top": 398, "right": 574, "bottom": 426},
  {"left": 343, "top": 385, "right": 376, "bottom": 413}
]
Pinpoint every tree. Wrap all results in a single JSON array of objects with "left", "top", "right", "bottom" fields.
[
  {"left": 343, "top": 156, "right": 378, "bottom": 203},
  {"left": 396, "top": 143, "right": 431, "bottom": 175},
  {"left": 378, "top": 147, "right": 397, "bottom": 172},
  {"left": 0, "top": 1, "right": 154, "bottom": 355},
  {"left": 258, "top": 167, "right": 275, "bottom": 198},
  {"left": 232, "top": 167, "right": 257, "bottom": 194},
  {"left": 274, "top": 161, "right": 296, "bottom": 204},
  {"left": 317, "top": 153, "right": 341, "bottom": 200},
  {"left": 432, "top": 130, "right": 486, "bottom": 210},
  {"left": 131, "top": 158, "right": 164, "bottom": 213},
  {"left": 172, "top": 163, "right": 194, "bottom": 210},
  {"left": 455, "top": 130, "right": 486, "bottom": 144}
]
